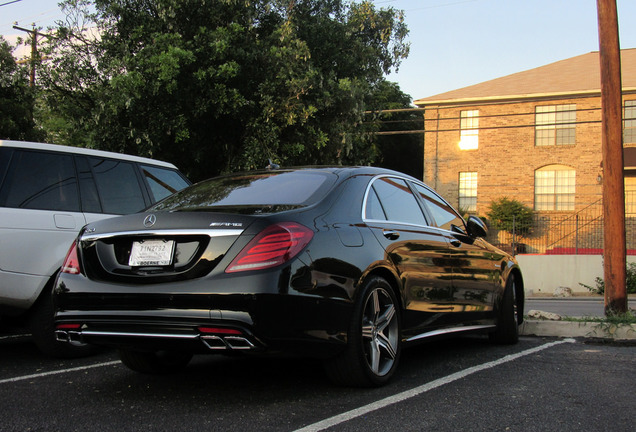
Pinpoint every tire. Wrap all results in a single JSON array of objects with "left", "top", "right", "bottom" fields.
[
  {"left": 490, "top": 274, "right": 519, "bottom": 345},
  {"left": 119, "top": 349, "right": 193, "bottom": 374},
  {"left": 29, "top": 286, "right": 95, "bottom": 358},
  {"left": 324, "top": 276, "right": 401, "bottom": 387}
]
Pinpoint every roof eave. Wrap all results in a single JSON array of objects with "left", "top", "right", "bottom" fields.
[{"left": 414, "top": 87, "right": 636, "bottom": 107}]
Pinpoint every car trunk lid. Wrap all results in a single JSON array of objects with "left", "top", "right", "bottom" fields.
[{"left": 78, "top": 212, "right": 255, "bottom": 283}]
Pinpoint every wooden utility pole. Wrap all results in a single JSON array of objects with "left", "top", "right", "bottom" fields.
[
  {"left": 597, "top": 0, "right": 628, "bottom": 315},
  {"left": 12, "top": 24, "right": 49, "bottom": 87}
]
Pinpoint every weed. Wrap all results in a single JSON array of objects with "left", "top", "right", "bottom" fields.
[
  {"left": 561, "top": 311, "right": 636, "bottom": 325},
  {"left": 579, "top": 262, "right": 636, "bottom": 295}
]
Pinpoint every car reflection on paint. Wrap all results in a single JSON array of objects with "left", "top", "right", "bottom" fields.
[{"left": 53, "top": 166, "right": 524, "bottom": 387}]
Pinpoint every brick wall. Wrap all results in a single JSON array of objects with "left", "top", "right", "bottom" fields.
[{"left": 421, "top": 95, "right": 618, "bottom": 218}]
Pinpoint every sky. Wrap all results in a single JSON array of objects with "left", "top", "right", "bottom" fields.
[{"left": 2, "top": 0, "right": 636, "bottom": 100}]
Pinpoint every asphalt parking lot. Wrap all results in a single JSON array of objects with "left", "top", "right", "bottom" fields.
[{"left": 1, "top": 330, "right": 634, "bottom": 432}]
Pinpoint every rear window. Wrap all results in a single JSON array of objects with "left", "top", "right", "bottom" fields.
[{"left": 150, "top": 170, "right": 336, "bottom": 214}]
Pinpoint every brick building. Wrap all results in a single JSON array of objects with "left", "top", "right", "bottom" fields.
[{"left": 413, "top": 49, "right": 636, "bottom": 253}]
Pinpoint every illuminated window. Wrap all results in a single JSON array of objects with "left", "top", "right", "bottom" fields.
[
  {"left": 534, "top": 166, "right": 575, "bottom": 211},
  {"left": 626, "top": 176, "right": 636, "bottom": 215},
  {"left": 535, "top": 104, "right": 576, "bottom": 146},
  {"left": 458, "top": 172, "right": 477, "bottom": 212},
  {"left": 624, "top": 101, "right": 636, "bottom": 144},
  {"left": 459, "top": 110, "right": 479, "bottom": 150}
]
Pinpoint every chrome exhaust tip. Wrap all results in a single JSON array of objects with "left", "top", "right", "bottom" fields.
[
  {"left": 200, "top": 335, "right": 256, "bottom": 350},
  {"left": 224, "top": 336, "right": 255, "bottom": 350},
  {"left": 200, "top": 335, "right": 228, "bottom": 350},
  {"left": 54, "top": 330, "right": 69, "bottom": 342}
]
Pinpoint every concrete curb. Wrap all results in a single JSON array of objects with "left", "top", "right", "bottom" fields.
[{"left": 521, "top": 320, "right": 636, "bottom": 341}]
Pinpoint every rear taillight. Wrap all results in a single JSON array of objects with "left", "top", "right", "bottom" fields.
[
  {"left": 61, "top": 240, "right": 81, "bottom": 275},
  {"left": 226, "top": 222, "right": 314, "bottom": 273}
]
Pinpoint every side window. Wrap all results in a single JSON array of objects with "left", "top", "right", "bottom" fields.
[
  {"left": 0, "top": 148, "right": 11, "bottom": 186},
  {"left": 76, "top": 156, "right": 102, "bottom": 213},
  {"left": 89, "top": 157, "right": 146, "bottom": 214},
  {"left": 140, "top": 165, "right": 190, "bottom": 202},
  {"left": 413, "top": 183, "right": 463, "bottom": 231},
  {"left": 0, "top": 150, "right": 79, "bottom": 212},
  {"left": 367, "top": 177, "right": 427, "bottom": 226},
  {"left": 365, "top": 186, "right": 387, "bottom": 220}
]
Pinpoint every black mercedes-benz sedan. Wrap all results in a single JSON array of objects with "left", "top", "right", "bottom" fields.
[{"left": 53, "top": 166, "right": 524, "bottom": 387}]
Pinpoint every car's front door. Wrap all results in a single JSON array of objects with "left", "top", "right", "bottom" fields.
[{"left": 412, "top": 183, "right": 500, "bottom": 324}]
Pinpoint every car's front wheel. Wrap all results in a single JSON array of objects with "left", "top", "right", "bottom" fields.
[
  {"left": 324, "top": 276, "right": 401, "bottom": 387},
  {"left": 118, "top": 349, "right": 193, "bottom": 374}
]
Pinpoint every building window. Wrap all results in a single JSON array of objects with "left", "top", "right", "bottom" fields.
[
  {"left": 535, "top": 104, "right": 576, "bottom": 146},
  {"left": 458, "top": 172, "right": 477, "bottom": 212},
  {"left": 459, "top": 110, "right": 479, "bottom": 150},
  {"left": 626, "top": 176, "right": 636, "bottom": 215},
  {"left": 624, "top": 101, "right": 636, "bottom": 144},
  {"left": 534, "top": 165, "right": 575, "bottom": 211}
]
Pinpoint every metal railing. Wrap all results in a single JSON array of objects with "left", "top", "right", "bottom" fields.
[{"left": 485, "top": 199, "right": 636, "bottom": 255}]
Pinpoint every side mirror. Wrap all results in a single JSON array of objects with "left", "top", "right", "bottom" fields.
[{"left": 466, "top": 216, "right": 488, "bottom": 238}]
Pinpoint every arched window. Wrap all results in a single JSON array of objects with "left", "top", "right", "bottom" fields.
[{"left": 534, "top": 165, "right": 575, "bottom": 211}]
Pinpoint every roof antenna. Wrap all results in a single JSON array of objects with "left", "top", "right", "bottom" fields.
[{"left": 266, "top": 159, "right": 280, "bottom": 170}]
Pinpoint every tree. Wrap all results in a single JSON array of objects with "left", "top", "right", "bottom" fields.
[
  {"left": 39, "top": 0, "right": 409, "bottom": 181},
  {"left": 365, "top": 80, "right": 422, "bottom": 178},
  {"left": 0, "top": 37, "right": 43, "bottom": 141},
  {"left": 486, "top": 197, "right": 534, "bottom": 235}
]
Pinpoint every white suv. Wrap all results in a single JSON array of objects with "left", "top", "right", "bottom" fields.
[{"left": 0, "top": 140, "right": 190, "bottom": 356}]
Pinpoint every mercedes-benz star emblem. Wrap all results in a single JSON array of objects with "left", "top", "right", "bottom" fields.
[{"left": 143, "top": 214, "right": 157, "bottom": 228}]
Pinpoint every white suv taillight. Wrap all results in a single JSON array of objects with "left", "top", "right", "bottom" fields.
[{"left": 61, "top": 240, "right": 81, "bottom": 275}]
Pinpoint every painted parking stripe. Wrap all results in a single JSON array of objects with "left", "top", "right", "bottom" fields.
[
  {"left": 0, "top": 360, "right": 121, "bottom": 385},
  {"left": 0, "top": 334, "right": 31, "bottom": 341},
  {"left": 295, "top": 338, "right": 576, "bottom": 432}
]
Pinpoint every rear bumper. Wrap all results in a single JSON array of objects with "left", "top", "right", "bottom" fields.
[
  {"left": 54, "top": 292, "right": 352, "bottom": 357},
  {"left": 0, "top": 269, "right": 48, "bottom": 314},
  {"left": 54, "top": 323, "right": 258, "bottom": 353}
]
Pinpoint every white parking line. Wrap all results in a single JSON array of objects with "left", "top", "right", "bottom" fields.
[
  {"left": 295, "top": 338, "right": 576, "bottom": 432},
  {"left": 0, "top": 334, "right": 31, "bottom": 341},
  {"left": 0, "top": 360, "right": 121, "bottom": 385}
]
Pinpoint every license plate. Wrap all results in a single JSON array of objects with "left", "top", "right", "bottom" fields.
[{"left": 129, "top": 240, "right": 175, "bottom": 266}]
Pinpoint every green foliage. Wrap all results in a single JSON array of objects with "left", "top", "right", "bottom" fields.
[
  {"left": 486, "top": 197, "right": 534, "bottom": 235},
  {"left": 365, "top": 80, "right": 422, "bottom": 178},
  {"left": 37, "top": 0, "right": 410, "bottom": 181},
  {"left": 561, "top": 312, "right": 636, "bottom": 325},
  {"left": 580, "top": 262, "right": 636, "bottom": 295},
  {"left": 0, "top": 37, "right": 44, "bottom": 141}
]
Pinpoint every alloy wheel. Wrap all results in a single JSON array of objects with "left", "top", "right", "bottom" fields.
[{"left": 361, "top": 287, "right": 399, "bottom": 377}]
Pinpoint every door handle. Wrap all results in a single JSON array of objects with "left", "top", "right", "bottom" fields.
[
  {"left": 450, "top": 239, "right": 462, "bottom": 247},
  {"left": 383, "top": 230, "right": 400, "bottom": 240}
]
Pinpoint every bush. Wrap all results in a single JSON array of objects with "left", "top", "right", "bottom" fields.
[
  {"left": 486, "top": 197, "right": 533, "bottom": 235},
  {"left": 580, "top": 262, "right": 636, "bottom": 295}
]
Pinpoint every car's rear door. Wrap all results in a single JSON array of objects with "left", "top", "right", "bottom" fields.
[{"left": 0, "top": 148, "right": 86, "bottom": 308}]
